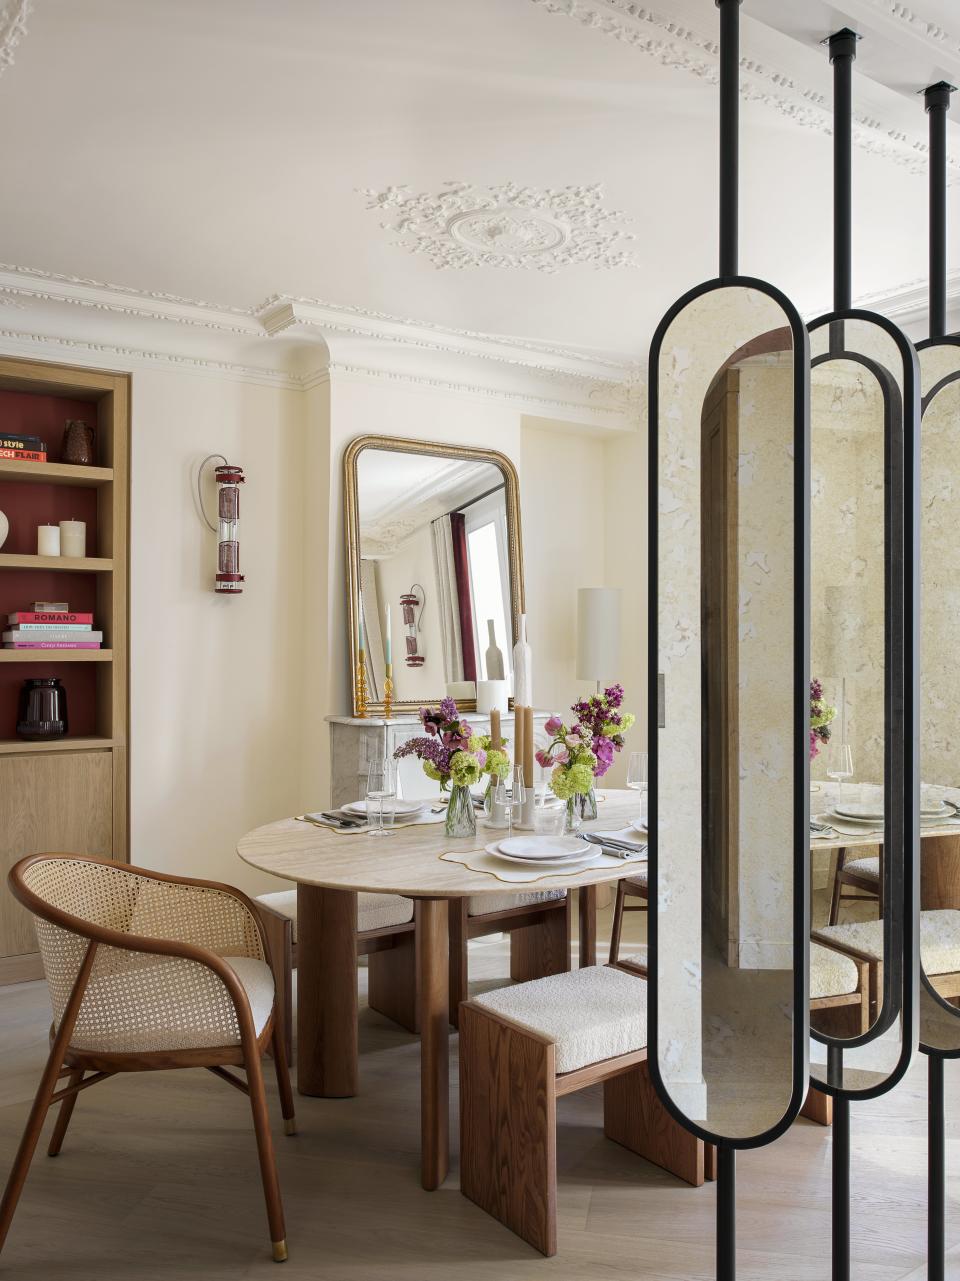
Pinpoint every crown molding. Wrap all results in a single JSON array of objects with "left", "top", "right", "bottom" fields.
[
  {"left": 857, "top": 0, "right": 960, "bottom": 59},
  {"left": 529, "top": 0, "right": 959, "bottom": 177},
  {"left": 854, "top": 267, "right": 960, "bottom": 327},
  {"left": 0, "top": 0, "right": 30, "bottom": 78}
]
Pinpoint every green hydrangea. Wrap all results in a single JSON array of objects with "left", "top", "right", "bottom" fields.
[
  {"left": 484, "top": 747, "right": 510, "bottom": 779},
  {"left": 551, "top": 760, "right": 595, "bottom": 800},
  {"left": 449, "top": 751, "right": 481, "bottom": 787}
]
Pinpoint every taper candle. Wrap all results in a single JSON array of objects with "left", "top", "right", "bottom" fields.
[
  {"left": 385, "top": 602, "right": 392, "bottom": 664},
  {"left": 522, "top": 705, "right": 535, "bottom": 788},
  {"left": 59, "top": 519, "right": 86, "bottom": 558},
  {"left": 490, "top": 708, "right": 501, "bottom": 750},
  {"left": 513, "top": 704, "right": 525, "bottom": 779},
  {"left": 37, "top": 525, "right": 60, "bottom": 557}
]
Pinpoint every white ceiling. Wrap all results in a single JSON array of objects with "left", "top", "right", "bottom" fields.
[{"left": 0, "top": 0, "right": 959, "bottom": 368}]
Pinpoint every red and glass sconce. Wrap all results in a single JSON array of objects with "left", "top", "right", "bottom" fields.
[
  {"left": 400, "top": 585, "right": 425, "bottom": 667},
  {"left": 198, "top": 455, "right": 246, "bottom": 594}
]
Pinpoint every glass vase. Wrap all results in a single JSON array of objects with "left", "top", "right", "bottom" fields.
[
  {"left": 565, "top": 787, "right": 598, "bottom": 833},
  {"left": 445, "top": 783, "right": 477, "bottom": 839}
]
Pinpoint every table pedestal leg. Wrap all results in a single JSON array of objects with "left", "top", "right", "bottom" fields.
[
  {"left": 296, "top": 885, "right": 358, "bottom": 1098},
  {"left": 418, "top": 898, "right": 449, "bottom": 1190},
  {"left": 921, "top": 836, "right": 960, "bottom": 910},
  {"left": 579, "top": 885, "right": 598, "bottom": 967}
]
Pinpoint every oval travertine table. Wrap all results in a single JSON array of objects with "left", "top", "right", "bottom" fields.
[{"left": 238, "top": 788, "right": 646, "bottom": 1190}]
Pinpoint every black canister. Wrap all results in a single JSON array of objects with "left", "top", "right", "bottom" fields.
[{"left": 17, "top": 678, "right": 69, "bottom": 739}]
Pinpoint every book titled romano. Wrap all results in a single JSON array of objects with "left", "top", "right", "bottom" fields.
[
  {"left": 7, "top": 611, "right": 94, "bottom": 625},
  {"left": 3, "top": 641, "right": 101, "bottom": 650},
  {"left": 3, "top": 630, "right": 103, "bottom": 644}
]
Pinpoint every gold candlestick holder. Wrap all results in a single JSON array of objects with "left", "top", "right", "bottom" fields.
[
  {"left": 356, "top": 649, "right": 368, "bottom": 719},
  {"left": 384, "top": 663, "right": 394, "bottom": 720}
]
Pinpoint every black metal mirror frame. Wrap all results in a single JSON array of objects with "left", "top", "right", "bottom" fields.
[
  {"left": 806, "top": 307, "right": 920, "bottom": 1099},
  {"left": 647, "top": 273, "right": 811, "bottom": 1150}
]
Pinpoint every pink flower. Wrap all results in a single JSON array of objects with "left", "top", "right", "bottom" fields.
[
  {"left": 553, "top": 747, "right": 570, "bottom": 766},
  {"left": 535, "top": 749, "right": 552, "bottom": 768},
  {"left": 545, "top": 715, "right": 563, "bottom": 736}
]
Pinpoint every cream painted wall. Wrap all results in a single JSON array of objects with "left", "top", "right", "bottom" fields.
[{"left": 128, "top": 368, "right": 306, "bottom": 896}]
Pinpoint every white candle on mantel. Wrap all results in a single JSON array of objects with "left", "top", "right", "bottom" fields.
[
  {"left": 37, "top": 525, "right": 60, "bottom": 557},
  {"left": 59, "top": 519, "right": 86, "bottom": 558}
]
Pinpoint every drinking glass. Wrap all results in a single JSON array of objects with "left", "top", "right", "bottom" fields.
[
  {"left": 366, "top": 758, "right": 397, "bottom": 837},
  {"left": 626, "top": 751, "right": 648, "bottom": 792},
  {"left": 827, "top": 744, "right": 854, "bottom": 803},
  {"left": 534, "top": 803, "right": 565, "bottom": 837},
  {"left": 496, "top": 767, "right": 526, "bottom": 841}
]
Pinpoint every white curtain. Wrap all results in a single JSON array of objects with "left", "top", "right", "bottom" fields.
[{"left": 431, "top": 515, "right": 464, "bottom": 682}]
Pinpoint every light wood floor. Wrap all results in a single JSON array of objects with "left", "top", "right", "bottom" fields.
[{"left": 0, "top": 900, "right": 957, "bottom": 1280}]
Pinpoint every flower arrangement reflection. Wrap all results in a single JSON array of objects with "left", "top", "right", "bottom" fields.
[{"left": 809, "top": 679, "right": 837, "bottom": 762}]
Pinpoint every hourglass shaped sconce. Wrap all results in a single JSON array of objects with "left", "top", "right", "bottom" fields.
[{"left": 197, "top": 454, "right": 246, "bottom": 594}]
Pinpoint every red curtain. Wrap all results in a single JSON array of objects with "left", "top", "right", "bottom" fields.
[{"left": 450, "top": 512, "right": 477, "bottom": 681}]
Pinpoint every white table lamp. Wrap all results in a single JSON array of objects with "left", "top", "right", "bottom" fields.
[{"left": 576, "top": 587, "right": 622, "bottom": 692}]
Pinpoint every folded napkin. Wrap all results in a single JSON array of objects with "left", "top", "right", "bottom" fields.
[
  {"left": 589, "top": 825, "right": 647, "bottom": 848},
  {"left": 298, "top": 809, "right": 448, "bottom": 835}
]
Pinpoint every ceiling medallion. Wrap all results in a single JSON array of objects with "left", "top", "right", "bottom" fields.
[{"left": 359, "top": 181, "right": 637, "bottom": 272}]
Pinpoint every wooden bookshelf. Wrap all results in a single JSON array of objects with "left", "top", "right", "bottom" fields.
[{"left": 0, "top": 355, "right": 129, "bottom": 984}]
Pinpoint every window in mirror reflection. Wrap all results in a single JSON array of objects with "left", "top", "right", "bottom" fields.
[{"left": 356, "top": 449, "right": 514, "bottom": 702}]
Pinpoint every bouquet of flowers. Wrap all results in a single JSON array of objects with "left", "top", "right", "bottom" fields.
[
  {"left": 809, "top": 679, "right": 837, "bottom": 761},
  {"left": 536, "top": 683, "right": 636, "bottom": 801},
  {"left": 393, "top": 698, "right": 485, "bottom": 789}
]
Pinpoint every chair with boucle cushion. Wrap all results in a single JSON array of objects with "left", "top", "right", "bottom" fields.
[
  {"left": 1, "top": 855, "right": 294, "bottom": 1264},
  {"left": 828, "top": 846, "right": 881, "bottom": 924},
  {"left": 459, "top": 965, "right": 712, "bottom": 1256},
  {"left": 815, "top": 909, "right": 960, "bottom": 1018},
  {"left": 256, "top": 888, "right": 419, "bottom": 1061}
]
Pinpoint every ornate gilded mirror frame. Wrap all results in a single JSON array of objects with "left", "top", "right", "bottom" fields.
[{"left": 343, "top": 433, "right": 525, "bottom": 718}]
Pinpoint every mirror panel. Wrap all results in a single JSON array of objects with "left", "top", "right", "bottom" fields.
[
  {"left": 652, "top": 282, "right": 807, "bottom": 1143},
  {"left": 807, "top": 315, "right": 918, "bottom": 1095},
  {"left": 344, "top": 437, "right": 523, "bottom": 715},
  {"left": 918, "top": 337, "right": 960, "bottom": 1055}
]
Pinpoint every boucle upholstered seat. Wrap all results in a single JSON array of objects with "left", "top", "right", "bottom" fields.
[
  {"left": 2, "top": 855, "right": 294, "bottom": 1263},
  {"left": 841, "top": 855, "right": 880, "bottom": 882},
  {"left": 460, "top": 965, "right": 709, "bottom": 1256},
  {"left": 809, "top": 941, "right": 860, "bottom": 1000},
  {"left": 257, "top": 888, "right": 413, "bottom": 940},
  {"left": 472, "top": 962, "right": 646, "bottom": 1073},
  {"left": 817, "top": 910, "right": 960, "bottom": 976}
]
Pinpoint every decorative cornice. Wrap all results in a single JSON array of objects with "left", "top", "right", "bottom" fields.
[
  {"left": 859, "top": 0, "right": 960, "bottom": 59},
  {"left": 528, "top": 0, "right": 958, "bottom": 176},
  {"left": 359, "top": 181, "right": 638, "bottom": 272},
  {"left": 0, "top": 0, "right": 30, "bottom": 79},
  {"left": 854, "top": 267, "right": 960, "bottom": 327}
]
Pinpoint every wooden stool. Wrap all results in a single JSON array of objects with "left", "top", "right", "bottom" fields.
[{"left": 459, "top": 964, "right": 712, "bottom": 1256}]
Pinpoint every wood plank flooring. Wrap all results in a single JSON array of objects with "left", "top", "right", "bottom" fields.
[{"left": 0, "top": 900, "right": 957, "bottom": 1280}]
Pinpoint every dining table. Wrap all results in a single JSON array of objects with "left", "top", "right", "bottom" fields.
[{"left": 237, "top": 787, "right": 648, "bottom": 1190}]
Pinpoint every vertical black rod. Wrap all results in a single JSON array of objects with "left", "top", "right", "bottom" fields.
[
  {"left": 832, "top": 1096, "right": 851, "bottom": 1281},
  {"left": 926, "top": 83, "right": 955, "bottom": 340},
  {"left": 717, "top": 0, "right": 741, "bottom": 279},
  {"left": 929, "top": 1056, "right": 946, "bottom": 1281},
  {"left": 829, "top": 30, "right": 858, "bottom": 313},
  {"left": 717, "top": 1143, "right": 736, "bottom": 1281}
]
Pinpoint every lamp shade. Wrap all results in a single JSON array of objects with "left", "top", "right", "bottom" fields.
[{"left": 576, "top": 587, "right": 621, "bottom": 683}]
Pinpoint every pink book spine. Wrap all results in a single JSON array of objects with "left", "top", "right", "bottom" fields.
[{"left": 4, "top": 641, "right": 101, "bottom": 649}]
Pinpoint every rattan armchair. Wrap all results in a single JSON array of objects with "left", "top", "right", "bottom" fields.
[{"left": 0, "top": 854, "right": 296, "bottom": 1263}]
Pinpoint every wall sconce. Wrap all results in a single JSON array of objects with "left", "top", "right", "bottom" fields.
[
  {"left": 400, "top": 585, "right": 425, "bottom": 667},
  {"left": 198, "top": 455, "right": 246, "bottom": 594}
]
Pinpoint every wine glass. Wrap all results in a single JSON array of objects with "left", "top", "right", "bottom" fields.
[
  {"left": 498, "top": 766, "right": 526, "bottom": 841},
  {"left": 827, "top": 744, "right": 854, "bottom": 804},
  {"left": 626, "top": 751, "right": 648, "bottom": 792},
  {"left": 366, "top": 758, "right": 397, "bottom": 837}
]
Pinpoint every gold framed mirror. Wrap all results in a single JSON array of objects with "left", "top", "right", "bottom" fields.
[{"left": 343, "top": 434, "right": 524, "bottom": 717}]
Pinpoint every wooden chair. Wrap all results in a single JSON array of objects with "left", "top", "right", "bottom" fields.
[
  {"left": 448, "top": 891, "right": 571, "bottom": 1026},
  {"left": 257, "top": 888, "right": 572, "bottom": 1053},
  {"left": 459, "top": 964, "right": 712, "bottom": 1256},
  {"left": 815, "top": 909, "right": 960, "bottom": 1018},
  {"left": 607, "top": 871, "right": 648, "bottom": 965},
  {"left": 1, "top": 854, "right": 295, "bottom": 1264},
  {"left": 828, "top": 846, "right": 882, "bottom": 925}
]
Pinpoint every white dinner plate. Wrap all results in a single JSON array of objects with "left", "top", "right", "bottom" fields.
[
  {"left": 630, "top": 817, "right": 647, "bottom": 836},
  {"left": 496, "top": 835, "right": 591, "bottom": 860},
  {"left": 823, "top": 807, "right": 884, "bottom": 827},
  {"left": 833, "top": 803, "right": 884, "bottom": 821},
  {"left": 343, "top": 799, "right": 424, "bottom": 817},
  {"left": 483, "top": 841, "right": 601, "bottom": 870}
]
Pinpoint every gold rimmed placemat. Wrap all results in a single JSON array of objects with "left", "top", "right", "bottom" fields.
[{"left": 439, "top": 846, "right": 645, "bottom": 885}]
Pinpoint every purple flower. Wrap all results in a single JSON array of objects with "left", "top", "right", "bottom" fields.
[{"left": 439, "top": 697, "right": 459, "bottom": 721}]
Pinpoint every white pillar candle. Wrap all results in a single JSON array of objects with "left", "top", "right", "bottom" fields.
[
  {"left": 59, "top": 519, "right": 86, "bottom": 558},
  {"left": 37, "top": 525, "right": 60, "bottom": 557}
]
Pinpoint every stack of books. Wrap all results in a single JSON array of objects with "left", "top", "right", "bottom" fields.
[
  {"left": 0, "top": 432, "right": 47, "bottom": 462},
  {"left": 3, "top": 604, "right": 101, "bottom": 650}
]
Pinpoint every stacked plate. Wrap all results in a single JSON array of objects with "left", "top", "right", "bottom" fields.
[
  {"left": 823, "top": 793, "right": 957, "bottom": 830},
  {"left": 342, "top": 798, "right": 425, "bottom": 819},
  {"left": 484, "top": 834, "right": 600, "bottom": 870}
]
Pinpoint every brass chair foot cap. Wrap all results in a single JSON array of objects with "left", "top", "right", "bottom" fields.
[
  {"left": 283, "top": 1118, "right": 296, "bottom": 1136},
  {"left": 272, "top": 1240, "right": 288, "bottom": 1263}
]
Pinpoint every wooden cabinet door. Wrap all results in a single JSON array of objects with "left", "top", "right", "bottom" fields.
[{"left": 0, "top": 751, "right": 113, "bottom": 969}]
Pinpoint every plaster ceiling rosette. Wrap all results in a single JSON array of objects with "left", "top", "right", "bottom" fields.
[{"left": 359, "top": 181, "right": 638, "bottom": 272}]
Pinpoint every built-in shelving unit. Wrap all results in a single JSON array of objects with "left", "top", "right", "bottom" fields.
[{"left": 0, "top": 355, "right": 129, "bottom": 984}]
